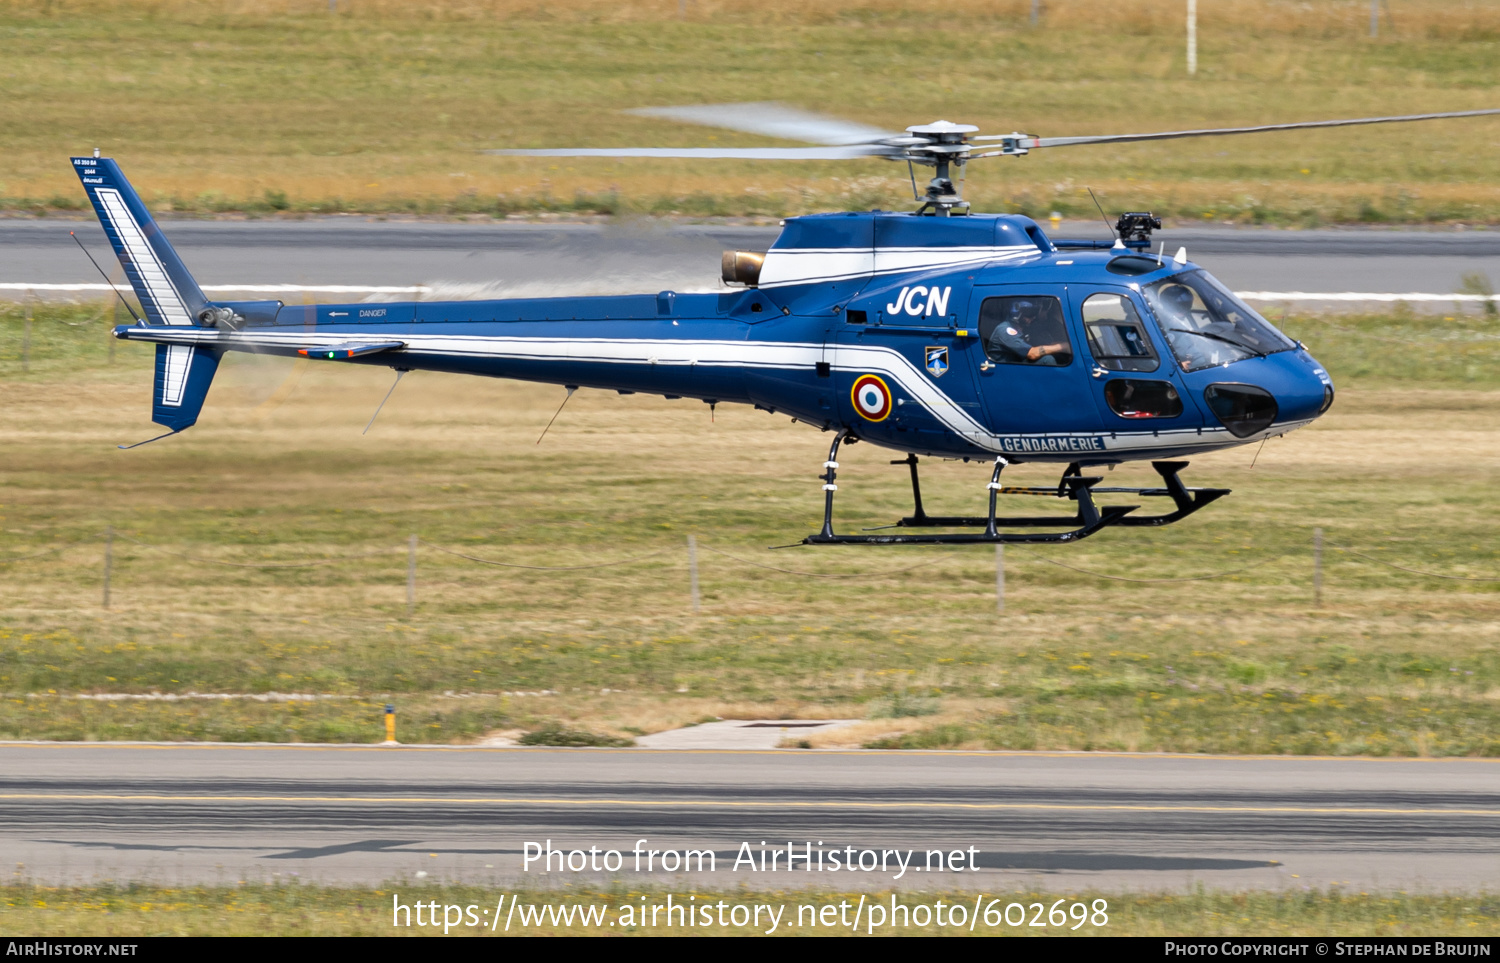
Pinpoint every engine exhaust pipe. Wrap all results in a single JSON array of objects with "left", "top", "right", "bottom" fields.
[{"left": 721, "top": 250, "right": 766, "bottom": 286}]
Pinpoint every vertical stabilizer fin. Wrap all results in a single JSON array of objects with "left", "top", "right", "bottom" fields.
[
  {"left": 72, "top": 155, "right": 220, "bottom": 432},
  {"left": 152, "top": 343, "right": 221, "bottom": 431}
]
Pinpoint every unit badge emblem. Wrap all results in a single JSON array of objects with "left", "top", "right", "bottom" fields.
[{"left": 924, "top": 346, "right": 949, "bottom": 379}]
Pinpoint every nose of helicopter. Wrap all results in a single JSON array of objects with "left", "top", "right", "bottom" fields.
[
  {"left": 1281, "top": 345, "right": 1336, "bottom": 424},
  {"left": 1252, "top": 347, "right": 1335, "bottom": 426},
  {"left": 1196, "top": 348, "right": 1332, "bottom": 440}
]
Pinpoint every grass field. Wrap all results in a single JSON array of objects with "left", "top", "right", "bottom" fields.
[
  {"left": 3, "top": 882, "right": 1498, "bottom": 936},
  {"left": 2, "top": 0, "right": 1500, "bottom": 222},
  {"left": 0, "top": 300, "right": 1498, "bottom": 752}
]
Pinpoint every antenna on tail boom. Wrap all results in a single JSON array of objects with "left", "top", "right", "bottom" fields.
[{"left": 70, "top": 231, "right": 142, "bottom": 323}]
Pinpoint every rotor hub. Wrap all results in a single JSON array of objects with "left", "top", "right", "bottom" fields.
[
  {"left": 905, "top": 120, "right": 979, "bottom": 139},
  {"left": 898, "top": 121, "right": 984, "bottom": 214}
]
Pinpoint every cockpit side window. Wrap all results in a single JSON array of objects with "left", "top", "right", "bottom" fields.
[
  {"left": 979, "top": 296, "right": 1073, "bottom": 367},
  {"left": 1081, "top": 292, "right": 1159, "bottom": 372},
  {"left": 1143, "top": 270, "right": 1295, "bottom": 372}
]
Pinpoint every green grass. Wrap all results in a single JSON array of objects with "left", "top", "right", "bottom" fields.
[
  {"left": 2, "top": 883, "right": 1497, "bottom": 936},
  {"left": 6, "top": 300, "right": 1500, "bottom": 383},
  {"left": 1278, "top": 309, "right": 1500, "bottom": 384},
  {"left": 3, "top": 0, "right": 1500, "bottom": 223},
  {"left": 0, "top": 301, "right": 1498, "bottom": 751},
  {"left": 517, "top": 720, "right": 634, "bottom": 746}
]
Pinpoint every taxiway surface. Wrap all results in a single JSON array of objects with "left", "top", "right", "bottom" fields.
[
  {"left": 4, "top": 743, "right": 1497, "bottom": 892},
  {"left": 2, "top": 219, "right": 1498, "bottom": 305}
]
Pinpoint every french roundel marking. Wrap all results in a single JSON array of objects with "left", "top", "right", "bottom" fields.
[{"left": 851, "top": 374, "right": 893, "bottom": 422}]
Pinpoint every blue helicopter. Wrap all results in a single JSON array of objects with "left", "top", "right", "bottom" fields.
[{"left": 75, "top": 105, "right": 1499, "bottom": 545}]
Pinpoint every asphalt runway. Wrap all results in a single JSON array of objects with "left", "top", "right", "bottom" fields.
[
  {"left": 3, "top": 218, "right": 1497, "bottom": 307},
  {"left": 4, "top": 744, "right": 1498, "bottom": 892}
]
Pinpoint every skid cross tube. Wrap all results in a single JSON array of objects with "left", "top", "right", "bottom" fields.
[
  {"left": 983, "top": 456, "right": 1007, "bottom": 538},
  {"left": 894, "top": 453, "right": 929, "bottom": 524},
  {"left": 890, "top": 475, "right": 1123, "bottom": 529},
  {"left": 817, "top": 430, "right": 848, "bottom": 540},
  {"left": 803, "top": 450, "right": 1229, "bottom": 545},
  {"left": 804, "top": 448, "right": 1137, "bottom": 545},
  {"left": 1094, "top": 461, "right": 1231, "bottom": 527},
  {"left": 885, "top": 459, "right": 1227, "bottom": 531}
]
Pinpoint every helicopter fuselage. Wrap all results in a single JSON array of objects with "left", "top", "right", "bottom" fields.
[{"left": 121, "top": 211, "right": 1332, "bottom": 465}]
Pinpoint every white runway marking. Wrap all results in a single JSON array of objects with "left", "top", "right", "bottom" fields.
[
  {"left": 0, "top": 282, "right": 433, "bottom": 294},
  {"left": 3, "top": 282, "right": 1498, "bottom": 302},
  {"left": 1237, "top": 291, "right": 1500, "bottom": 303}
]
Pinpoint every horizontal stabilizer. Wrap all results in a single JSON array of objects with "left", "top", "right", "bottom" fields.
[
  {"left": 114, "top": 326, "right": 407, "bottom": 360},
  {"left": 298, "top": 341, "right": 407, "bottom": 360}
]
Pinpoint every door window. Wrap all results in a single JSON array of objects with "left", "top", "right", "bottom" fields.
[
  {"left": 978, "top": 296, "right": 1072, "bottom": 367},
  {"left": 1081, "top": 292, "right": 1159, "bottom": 372}
]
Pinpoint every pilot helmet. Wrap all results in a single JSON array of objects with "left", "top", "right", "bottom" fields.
[
  {"left": 1160, "top": 284, "right": 1194, "bottom": 314},
  {"left": 1012, "top": 299, "right": 1039, "bottom": 322}
]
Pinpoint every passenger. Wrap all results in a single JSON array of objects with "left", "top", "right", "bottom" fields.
[{"left": 987, "top": 299, "right": 1069, "bottom": 365}]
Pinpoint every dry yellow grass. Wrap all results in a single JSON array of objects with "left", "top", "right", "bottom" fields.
[
  {"left": 1, "top": 307, "right": 1499, "bottom": 750},
  {"left": 3, "top": 0, "right": 1499, "bottom": 222},
  {"left": 6, "top": 880, "right": 1499, "bottom": 936},
  {"left": 20, "top": 0, "right": 1500, "bottom": 34}
]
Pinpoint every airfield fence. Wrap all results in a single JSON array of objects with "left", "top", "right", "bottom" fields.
[{"left": 0, "top": 529, "right": 1496, "bottom": 614}]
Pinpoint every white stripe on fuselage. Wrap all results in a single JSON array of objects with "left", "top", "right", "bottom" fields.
[
  {"left": 116, "top": 326, "right": 1299, "bottom": 455},
  {"left": 757, "top": 246, "right": 1038, "bottom": 287}
]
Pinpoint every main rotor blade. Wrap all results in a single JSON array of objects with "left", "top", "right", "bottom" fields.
[
  {"left": 485, "top": 146, "right": 891, "bottom": 159},
  {"left": 976, "top": 108, "right": 1500, "bottom": 149},
  {"left": 628, "top": 102, "right": 897, "bottom": 146}
]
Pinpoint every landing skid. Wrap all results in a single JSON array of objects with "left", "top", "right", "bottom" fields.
[{"left": 801, "top": 435, "right": 1229, "bottom": 546}]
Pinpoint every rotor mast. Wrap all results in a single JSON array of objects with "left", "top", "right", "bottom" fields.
[{"left": 901, "top": 121, "right": 980, "bottom": 216}]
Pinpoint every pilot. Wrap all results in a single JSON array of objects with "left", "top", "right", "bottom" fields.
[
  {"left": 1158, "top": 282, "right": 1241, "bottom": 369},
  {"left": 987, "top": 299, "right": 1068, "bottom": 365},
  {"left": 1158, "top": 284, "right": 1196, "bottom": 324},
  {"left": 1155, "top": 283, "right": 1202, "bottom": 369}
]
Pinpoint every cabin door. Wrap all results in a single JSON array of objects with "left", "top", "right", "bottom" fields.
[
  {"left": 1072, "top": 286, "right": 1207, "bottom": 438},
  {"left": 967, "top": 284, "right": 1103, "bottom": 446}
]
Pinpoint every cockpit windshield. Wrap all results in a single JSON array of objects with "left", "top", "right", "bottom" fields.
[{"left": 1142, "top": 270, "right": 1295, "bottom": 372}]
